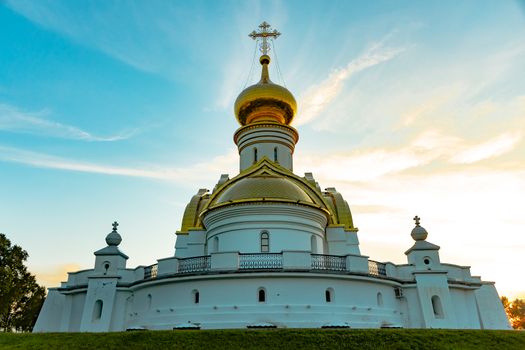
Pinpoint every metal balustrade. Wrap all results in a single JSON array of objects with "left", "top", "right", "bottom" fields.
[
  {"left": 178, "top": 255, "right": 211, "bottom": 274},
  {"left": 368, "top": 260, "right": 387, "bottom": 277},
  {"left": 141, "top": 254, "right": 388, "bottom": 280},
  {"left": 311, "top": 254, "right": 347, "bottom": 271},
  {"left": 239, "top": 253, "right": 283, "bottom": 270},
  {"left": 143, "top": 264, "right": 158, "bottom": 279}
]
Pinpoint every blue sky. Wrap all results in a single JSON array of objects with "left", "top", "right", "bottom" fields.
[{"left": 1, "top": 1, "right": 524, "bottom": 298}]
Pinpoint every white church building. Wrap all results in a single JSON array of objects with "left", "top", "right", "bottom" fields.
[{"left": 34, "top": 23, "right": 510, "bottom": 332}]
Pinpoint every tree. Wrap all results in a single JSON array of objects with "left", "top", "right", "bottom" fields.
[
  {"left": 0, "top": 233, "right": 46, "bottom": 332},
  {"left": 501, "top": 296, "right": 525, "bottom": 329}
]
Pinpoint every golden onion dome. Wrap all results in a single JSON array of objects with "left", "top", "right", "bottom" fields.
[
  {"left": 214, "top": 173, "right": 313, "bottom": 204},
  {"left": 234, "top": 55, "right": 297, "bottom": 126}
]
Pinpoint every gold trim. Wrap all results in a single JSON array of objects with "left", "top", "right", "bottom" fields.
[
  {"left": 199, "top": 158, "right": 338, "bottom": 225},
  {"left": 204, "top": 198, "right": 332, "bottom": 218},
  {"left": 234, "top": 122, "right": 299, "bottom": 144},
  {"left": 238, "top": 139, "right": 295, "bottom": 154}
]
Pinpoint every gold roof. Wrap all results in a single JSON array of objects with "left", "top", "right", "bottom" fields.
[
  {"left": 234, "top": 55, "right": 297, "bottom": 126},
  {"left": 177, "top": 159, "right": 357, "bottom": 234},
  {"left": 215, "top": 174, "right": 313, "bottom": 204},
  {"left": 202, "top": 158, "right": 333, "bottom": 219},
  {"left": 176, "top": 189, "right": 210, "bottom": 235}
]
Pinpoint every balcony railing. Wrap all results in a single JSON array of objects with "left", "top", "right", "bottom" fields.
[
  {"left": 143, "top": 264, "right": 158, "bottom": 279},
  {"left": 311, "top": 254, "right": 346, "bottom": 271},
  {"left": 368, "top": 260, "right": 387, "bottom": 277},
  {"left": 239, "top": 253, "right": 283, "bottom": 270},
  {"left": 142, "top": 254, "right": 388, "bottom": 280},
  {"left": 178, "top": 255, "right": 211, "bottom": 274}
]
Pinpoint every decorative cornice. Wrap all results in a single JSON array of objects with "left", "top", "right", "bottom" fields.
[{"left": 234, "top": 122, "right": 299, "bottom": 144}]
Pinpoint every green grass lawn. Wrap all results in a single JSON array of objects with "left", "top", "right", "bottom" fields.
[{"left": 1, "top": 329, "right": 524, "bottom": 350}]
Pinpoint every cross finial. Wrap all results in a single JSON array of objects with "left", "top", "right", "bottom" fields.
[
  {"left": 413, "top": 216, "right": 421, "bottom": 226},
  {"left": 112, "top": 221, "right": 119, "bottom": 232},
  {"left": 249, "top": 21, "right": 281, "bottom": 56}
]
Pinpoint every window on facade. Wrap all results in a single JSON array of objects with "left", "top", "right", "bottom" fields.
[
  {"left": 103, "top": 261, "right": 110, "bottom": 275},
  {"left": 92, "top": 300, "right": 103, "bottom": 321},
  {"left": 273, "top": 147, "right": 278, "bottom": 162},
  {"left": 377, "top": 292, "right": 383, "bottom": 307},
  {"left": 325, "top": 288, "right": 333, "bottom": 303},
  {"left": 431, "top": 295, "right": 444, "bottom": 318},
  {"left": 147, "top": 294, "right": 152, "bottom": 310},
  {"left": 260, "top": 231, "right": 269, "bottom": 252},
  {"left": 310, "top": 235, "right": 317, "bottom": 254},
  {"left": 212, "top": 236, "right": 219, "bottom": 253},
  {"left": 193, "top": 290, "right": 200, "bottom": 304},
  {"left": 254, "top": 148, "right": 258, "bottom": 163},
  {"left": 258, "top": 288, "right": 266, "bottom": 303}
]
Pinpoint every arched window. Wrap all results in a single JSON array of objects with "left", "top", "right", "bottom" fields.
[
  {"left": 254, "top": 148, "right": 258, "bottom": 163},
  {"left": 310, "top": 235, "right": 317, "bottom": 254},
  {"left": 325, "top": 288, "right": 334, "bottom": 303},
  {"left": 273, "top": 147, "right": 278, "bottom": 162},
  {"left": 103, "top": 261, "right": 110, "bottom": 275},
  {"left": 147, "top": 294, "right": 152, "bottom": 310},
  {"left": 260, "top": 231, "right": 269, "bottom": 252},
  {"left": 258, "top": 288, "right": 266, "bottom": 303},
  {"left": 193, "top": 290, "right": 200, "bottom": 304},
  {"left": 212, "top": 236, "right": 219, "bottom": 253},
  {"left": 431, "top": 295, "right": 444, "bottom": 318},
  {"left": 92, "top": 299, "right": 103, "bottom": 321},
  {"left": 377, "top": 292, "right": 383, "bottom": 307}
]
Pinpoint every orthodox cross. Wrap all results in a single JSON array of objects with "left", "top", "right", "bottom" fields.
[
  {"left": 413, "top": 216, "right": 421, "bottom": 226},
  {"left": 249, "top": 21, "right": 281, "bottom": 55},
  {"left": 112, "top": 221, "right": 119, "bottom": 232}
]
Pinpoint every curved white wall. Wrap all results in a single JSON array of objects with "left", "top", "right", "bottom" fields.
[
  {"left": 125, "top": 273, "right": 404, "bottom": 330},
  {"left": 234, "top": 124, "right": 298, "bottom": 171},
  {"left": 202, "top": 204, "right": 328, "bottom": 254}
]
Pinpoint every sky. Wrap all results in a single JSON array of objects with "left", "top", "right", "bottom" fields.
[{"left": 1, "top": 1, "right": 524, "bottom": 300}]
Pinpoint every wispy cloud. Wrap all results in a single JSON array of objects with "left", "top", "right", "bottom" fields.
[
  {"left": 0, "top": 145, "right": 238, "bottom": 184},
  {"left": 4, "top": 1, "right": 241, "bottom": 80},
  {"left": 451, "top": 132, "right": 522, "bottom": 164},
  {"left": 296, "top": 41, "right": 404, "bottom": 126},
  {"left": 296, "top": 129, "right": 522, "bottom": 182},
  {"left": 0, "top": 103, "right": 135, "bottom": 141}
]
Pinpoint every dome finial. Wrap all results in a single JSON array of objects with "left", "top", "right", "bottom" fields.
[
  {"left": 411, "top": 215, "right": 428, "bottom": 241},
  {"left": 249, "top": 21, "right": 281, "bottom": 57},
  {"left": 234, "top": 22, "right": 296, "bottom": 126},
  {"left": 106, "top": 220, "right": 122, "bottom": 246}
]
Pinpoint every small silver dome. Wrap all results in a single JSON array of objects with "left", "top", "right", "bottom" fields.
[
  {"left": 411, "top": 215, "right": 428, "bottom": 241},
  {"left": 411, "top": 225, "right": 428, "bottom": 241},
  {"left": 105, "top": 221, "right": 122, "bottom": 246}
]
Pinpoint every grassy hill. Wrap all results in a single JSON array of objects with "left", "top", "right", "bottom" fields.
[{"left": 1, "top": 329, "right": 524, "bottom": 350}]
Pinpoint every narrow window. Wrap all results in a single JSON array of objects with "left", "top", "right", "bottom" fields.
[
  {"left": 260, "top": 231, "right": 269, "bottom": 253},
  {"left": 431, "top": 295, "right": 444, "bottom": 318},
  {"left": 92, "top": 300, "right": 103, "bottom": 321},
  {"left": 254, "top": 148, "right": 258, "bottom": 163},
  {"left": 103, "top": 261, "right": 110, "bottom": 275},
  {"left": 193, "top": 290, "right": 200, "bottom": 304},
  {"left": 258, "top": 288, "right": 266, "bottom": 303},
  {"left": 273, "top": 147, "right": 278, "bottom": 162},
  {"left": 325, "top": 288, "right": 333, "bottom": 303},
  {"left": 377, "top": 292, "right": 383, "bottom": 307},
  {"left": 212, "top": 236, "right": 219, "bottom": 253},
  {"left": 147, "top": 294, "right": 152, "bottom": 310},
  {"left": 310, "top": 235, "right": 317, "bottom": 254}
]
